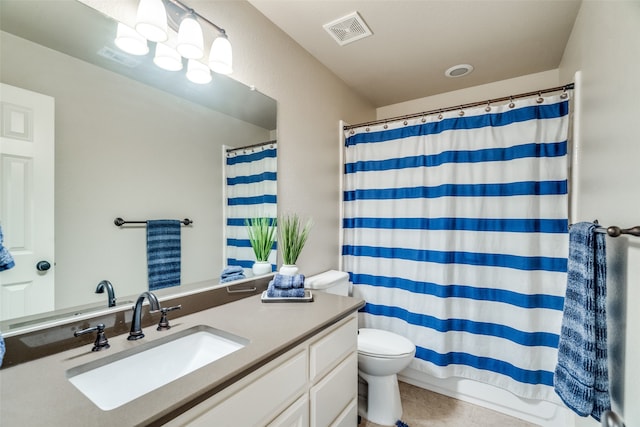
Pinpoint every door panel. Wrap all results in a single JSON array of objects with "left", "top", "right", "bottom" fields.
[{"left": 0, "top": 83, "right": 55, "bottom": 320}]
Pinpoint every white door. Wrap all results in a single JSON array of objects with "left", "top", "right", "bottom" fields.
[{"left": 0, "top": 83, "right": 55, "bottom": 321}]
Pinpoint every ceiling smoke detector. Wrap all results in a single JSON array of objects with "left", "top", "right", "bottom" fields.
[
  {"left": 445, "top": 64, "right": 474, "bottom": 78},
  {"left": 323, "top": 12, "right": 372, "bottom": 46}
]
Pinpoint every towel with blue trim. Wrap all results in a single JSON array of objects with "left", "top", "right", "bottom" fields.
[
  {"left": 554, "top": 222, "right": 611, "bottom": 421},
  {"left": 220, "top": 265, "right": 246, "bottom": 283},
  {"left": 0, "top": 225, "right": 15, "bottom": 271},
  {"left": 266, "top": 273, "right": 305, "bottom": 298},
  {"left": 147, "top": 220, "right": 181, "bottom": 291}
]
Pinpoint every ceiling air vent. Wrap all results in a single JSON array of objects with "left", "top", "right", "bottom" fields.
[{"left": 323, "top": 12, "right": 372, "bottom": 46}]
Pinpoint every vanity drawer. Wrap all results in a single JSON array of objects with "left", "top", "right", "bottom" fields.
[
  {"left": 267, "top": 394, "right": 309, "bottom": 427},
  {"left": 310, "top": 351, "right": 358, "bottom": 427},
  {"left": 176, "top": 349, "right": 307, "bottom": 426},
  {"left": 309, "top": 314, "right": 357, "bottom": 381}
]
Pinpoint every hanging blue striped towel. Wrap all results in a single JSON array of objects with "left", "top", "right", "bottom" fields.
[
  {"left": 554, "top": 222, "right": 610, "bottom": 421},
  {"left": 147, "top": 220, "right": 181, "bottom": 291},
  {"left": 0, "top": 225, "right": 15, "bottom": 271}
]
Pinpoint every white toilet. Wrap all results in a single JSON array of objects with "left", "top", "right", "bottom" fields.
[{"left": 305, "top": 270, "right": 416, "bottom": 427}]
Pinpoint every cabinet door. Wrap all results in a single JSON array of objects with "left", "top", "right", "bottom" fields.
[
  {"left": 268, "top": 394, "right": 309, "bottom": 427},
  {"left": 310, "top": 352, "right": 358, "bottom": 427},
  {"left": 331, "top": 399, "right": 357, "bottom": 427}
]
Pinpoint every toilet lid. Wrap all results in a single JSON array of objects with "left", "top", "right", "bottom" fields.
[{"left": 358, "top": 328, "right": 415, "bottom": 358}]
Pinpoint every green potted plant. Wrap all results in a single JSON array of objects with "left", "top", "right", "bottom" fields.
[
  {"left": 278, "top": 213, "right": 313, "bottom": 275},
  {"left": 245, "top": 217, "right": 277, "bottom": 276}
]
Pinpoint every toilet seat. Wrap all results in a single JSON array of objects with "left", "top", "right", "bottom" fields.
[{"left": 358, "top": 328, "right": 415, "bottom": 358}]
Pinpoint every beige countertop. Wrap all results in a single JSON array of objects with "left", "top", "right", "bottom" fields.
[{"left": 0, "top": 292, "right": 364, "bottom": 426}]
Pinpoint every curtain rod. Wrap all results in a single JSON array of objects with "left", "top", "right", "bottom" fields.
[
  {"left": 343, "top": 83, "right": 575, "bottom": 131},
  {"left": 226, "top": 140, "right": 277, "bottom": 154}
]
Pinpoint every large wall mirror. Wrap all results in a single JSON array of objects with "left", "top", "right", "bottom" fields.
[{"left": 0, "top": 0, "right": 277, "bottom": 331}]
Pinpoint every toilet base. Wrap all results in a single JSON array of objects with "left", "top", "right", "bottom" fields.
[{"left": 358, "top": 370, "right": 403, "bottom": 426}]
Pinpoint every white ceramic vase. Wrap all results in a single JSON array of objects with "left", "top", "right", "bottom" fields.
[
  {"left": 252, "top": 261, "right": 272, "bottom": 276},
  {"left": 279, "top": 264, "right": 299, "bottom": 276}
]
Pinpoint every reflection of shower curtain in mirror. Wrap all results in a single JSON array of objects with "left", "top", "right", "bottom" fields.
[
  {"left": 224, "top": 142, "right": 277, "bottom": 271},
  {"left": 343, "top": 95, "right": 570, "bottom": 401}
]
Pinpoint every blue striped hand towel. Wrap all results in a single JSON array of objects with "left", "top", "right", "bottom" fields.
[
  {"left": 554, "top": 222, "right": 610, "bottom": 421},
  {"left": 147, "top": 220, "right": 181, "bottom": 291}
]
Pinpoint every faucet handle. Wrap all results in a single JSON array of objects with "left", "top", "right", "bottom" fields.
[
  {"left": 157, "top": 305, "right": 182, "bottom": 331},
  {"left": 74, "top": 323, "right": 110, "bottom": 352}
]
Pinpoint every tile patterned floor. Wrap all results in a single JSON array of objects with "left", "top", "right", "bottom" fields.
[{"left": 360, "top": 382, "right": 537, "bottom": 427}]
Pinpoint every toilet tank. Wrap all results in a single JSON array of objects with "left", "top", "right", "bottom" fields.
[{"left": 305, "top": 270, "right": 350, "bottom": 296}]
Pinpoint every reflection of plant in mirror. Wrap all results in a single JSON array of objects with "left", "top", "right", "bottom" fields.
[
  {"left": 245, "top": 217, "right": 277, "bottom": 262},
  {"left": 279, "top": 214, "right": 313, "bottom": 265}
]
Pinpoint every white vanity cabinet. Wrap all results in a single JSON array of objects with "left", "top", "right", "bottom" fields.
[{"left": 167, "top": 314, "right": 358, "bottom": 427}]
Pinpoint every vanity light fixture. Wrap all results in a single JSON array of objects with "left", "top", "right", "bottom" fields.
[
  {"left": 208, "top": 32, "right": 232, "bottom": 75},
  {"left": 176, "top": 13, "right": 204, "bottom": 59},
  {"left": 186, "top": 59, "right": 212, "bottom": 84},
  {"left": 115, "top": 23, "right": 149, "bottom": 56},
  {"left": 135, "top": 0, "right": 168, "bottom": 42},
  {"left": 117, "top": 0, "right": 233, "bottom": 83},
  {"left": 153, "top": 42, "right": 183, "bottom": 71}
]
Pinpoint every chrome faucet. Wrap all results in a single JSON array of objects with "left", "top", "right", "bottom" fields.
[
  {"left": 95, "top": 280, "right": 116, "bottom": 307},
  {"left": 128, "top": 291, "right": 160, "bottom": 340}
]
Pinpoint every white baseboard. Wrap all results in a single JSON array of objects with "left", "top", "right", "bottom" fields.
[{"left": 398, "top": 368, "right": 575, "bottom": 427}]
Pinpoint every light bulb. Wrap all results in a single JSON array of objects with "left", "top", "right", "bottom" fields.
[
  {"left": 154, "top": 43, "right": 183, "bottom": 71},
  {"left": 208, "top": 34, "right": 233, "bottom": 75},
  {"left": 115, "top": 23, "right": 149, "bottom": 56},
  {"left": 135, "top": 0, "right": 168, "bottom": 42},
  {"left": 186, "top": 60, "right": 212, "bottom": 84},
  {"left": 177, "top": 15, "right": 204, "bottom": 59}
]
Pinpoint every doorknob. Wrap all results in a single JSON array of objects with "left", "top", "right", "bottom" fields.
[{"left": 36, "top": 260, "right": 51, "bottom": 271}]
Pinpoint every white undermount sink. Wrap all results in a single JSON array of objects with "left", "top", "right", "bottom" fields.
[{"left": 66, "top": 325, "right": 248, "bottom": 410}]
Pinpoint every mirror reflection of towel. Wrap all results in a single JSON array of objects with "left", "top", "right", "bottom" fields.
[
  {"left": 147, "top": 220, "right": 181, "bottom": 291},
  {"left": 0, "top": 225, "right": 15, "bottom": 271}
]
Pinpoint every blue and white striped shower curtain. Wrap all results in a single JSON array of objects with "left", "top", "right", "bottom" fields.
[
  {"left": 343, "top": 95, "right": 569, "bottom": 400},
  {"left": 225, "top": 143, "right": 277, "bottom": 270}
]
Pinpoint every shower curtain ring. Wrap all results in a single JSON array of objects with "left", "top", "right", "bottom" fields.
[
  {"left": 458, "top": 106, "right": 465, "bottom": 117},
  {"left": 421, "top": 116, "right": 426, "bottom": 123},
  {"left": 561, "top": 87, "right": 569, "bottom": 99},
  {"left": 437, "top": 110, "right": 444, "bottom": 120},
  {"left": 508, "top": 97, "right": 515, "bottom": 108},
  {"left": 485, "top": 101, "right": 492, "bottom": 112},
  {"left": 536, "top": 92, "right": 544, "bottom": 104},
  {"left": 383, "top": 123, "right": 388, "bottom": 129}
]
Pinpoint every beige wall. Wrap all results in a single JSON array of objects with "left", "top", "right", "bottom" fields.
[
  {"left": 207, "top": 2, "right": 376, "bottom": 275},
  {"left": 559, "top": 1, "right": 640, "bottom": 426}
]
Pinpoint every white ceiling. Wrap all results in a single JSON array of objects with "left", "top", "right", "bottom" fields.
[{"left": 248, "top": 0, "right": 582, "bottom": 107}]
